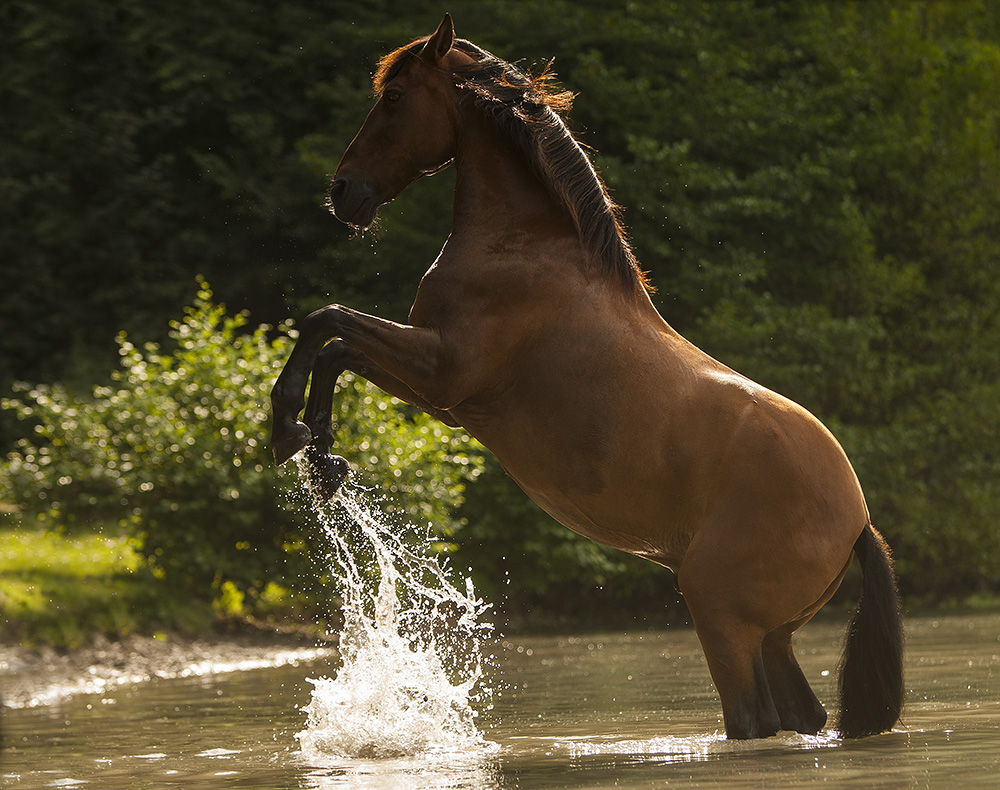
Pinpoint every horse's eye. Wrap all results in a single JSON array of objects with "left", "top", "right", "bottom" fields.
[{"left": 384, "top": 89, "right": 402, "bottom": 103}]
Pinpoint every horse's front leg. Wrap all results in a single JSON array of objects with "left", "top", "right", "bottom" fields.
[
  {"left": 298, "top": 340, "right": 351, "bottom": 500},
  {"left": 270, "top": 309, "right": 336, "bottom": 466},
  {"left": 298, "top": 339, "right": 461, "bottom": 498},
  {"left": 270, "top": 303, "right": 449, "bottom": 466}
]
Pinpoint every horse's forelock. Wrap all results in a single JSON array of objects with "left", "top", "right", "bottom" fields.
[
  {"left": 372, "top": 38, "right": 490, "bottom": 97},
  {"left": 372, "top": 40, "right": 424, "bottom": 96}
]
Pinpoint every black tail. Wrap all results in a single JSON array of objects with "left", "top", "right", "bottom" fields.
[{"left": 837, "top": 523, "right": 904, "bottom": 738}]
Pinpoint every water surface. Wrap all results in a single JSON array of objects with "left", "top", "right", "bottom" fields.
[{"left": 3, "top": 612, "right": 998, "bottom": 788}]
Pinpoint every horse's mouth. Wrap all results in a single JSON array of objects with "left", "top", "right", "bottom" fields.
[
  {"left": 327, "top": 178, "right": 380, "bottom": 230},
  {"left": 328, "top": 197, "right": 378, "bottom": 230}
]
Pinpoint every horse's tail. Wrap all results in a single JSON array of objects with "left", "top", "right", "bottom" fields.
[{"left": 837, "top": 522, "right": 904, "bottom": 738}]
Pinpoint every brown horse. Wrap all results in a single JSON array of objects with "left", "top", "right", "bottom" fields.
[{"left": 270, "top": 15, "right": 903, "bottom": 740}]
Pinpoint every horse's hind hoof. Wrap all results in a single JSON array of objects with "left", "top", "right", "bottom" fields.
[
  {"left": 306, "top": 447, "right": 350, "bottom": 500},
  {"left": 272, "top": 419, "right": 312, "bottom": 465}
]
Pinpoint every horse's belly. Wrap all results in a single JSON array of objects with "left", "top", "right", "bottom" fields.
[
  {"left": 458, "top": 362, "right": 865, "bottom": 576},
  {"left": 517, "top": 474, "right": 687, "bottom": 562},
  {"left": 471, "top": 412, "right": 699, "bottom": 566}
]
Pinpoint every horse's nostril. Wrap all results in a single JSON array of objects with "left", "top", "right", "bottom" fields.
[{"left": 328, "top": 178, "right": 348, "bottom": 204}]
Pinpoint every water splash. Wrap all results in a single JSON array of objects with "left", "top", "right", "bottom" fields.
[{"left": 294, "top": 475, "right": 495, "bottom": 760}]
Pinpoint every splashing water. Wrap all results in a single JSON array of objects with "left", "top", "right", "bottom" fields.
[{"left": 294, "top": 472, "right": 495, "bottom": 760}]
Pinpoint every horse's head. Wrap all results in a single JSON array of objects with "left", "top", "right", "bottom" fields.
[{"left": 328, "top": 14, "right": 470, "bottom": 230}]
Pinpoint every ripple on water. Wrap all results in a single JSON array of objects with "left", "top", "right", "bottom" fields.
[{"left": 560, "top": 729, "right": 841, "bottom": 763}]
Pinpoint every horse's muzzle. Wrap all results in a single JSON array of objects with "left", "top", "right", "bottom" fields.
[{"left": 328, "top": 176, "right": 379, "bottom": 229}]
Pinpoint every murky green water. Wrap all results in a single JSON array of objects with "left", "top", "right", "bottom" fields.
[{"left": 3, "top": 613, "right": 999, "bottom": 788}]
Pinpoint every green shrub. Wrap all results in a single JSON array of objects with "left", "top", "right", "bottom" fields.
[{"left": 1, "top": 282, "right": 483, "bottom": 607}]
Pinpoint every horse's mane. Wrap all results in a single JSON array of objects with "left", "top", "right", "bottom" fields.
[{"left": 374, "top": 38, "right": 652, "bottom": 294}]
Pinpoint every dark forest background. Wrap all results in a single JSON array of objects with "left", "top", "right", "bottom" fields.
[{"left": 2, "top": 0, "right": 999, "bottom": 627}]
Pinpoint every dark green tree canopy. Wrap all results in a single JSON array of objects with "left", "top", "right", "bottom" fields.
[{"left": 3, "top": 0, "right": 998, "bottom": 604}]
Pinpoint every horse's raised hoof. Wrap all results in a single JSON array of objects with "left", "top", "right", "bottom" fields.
[
  {"left": 305, "top": 446, "right": 350, "bottom": 500},
  {"left": 272, "top": 419, "right": 313, "bottom": 465}
]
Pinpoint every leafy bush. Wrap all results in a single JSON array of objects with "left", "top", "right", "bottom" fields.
[{"left": 1, "top": 282, "right": 483, "bottom": 606}]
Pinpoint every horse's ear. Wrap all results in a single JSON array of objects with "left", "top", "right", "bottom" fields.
[{"left": 420, "top": 13, "right": 455, "bottom": 64}]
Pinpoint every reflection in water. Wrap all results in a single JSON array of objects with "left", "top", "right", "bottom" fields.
[
  {"left": 559, "top": 729, "right": 840, "bottom": 764},
  {"left": 300, "top": 750, "right": 504, "bottom": 790}
]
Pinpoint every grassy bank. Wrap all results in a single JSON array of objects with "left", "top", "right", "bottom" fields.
[
  {"left": 0, "top": 525, "right": 219, "bottom": 648},
  {"left": 5, "top": 522, "right": 998, "bottom": 651}
]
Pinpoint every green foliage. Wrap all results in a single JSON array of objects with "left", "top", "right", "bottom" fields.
[
  {"left": 0, "top": 0, "right": 456, "bottom": 402},
  {"left": 0, "top": 526, "right": 202, "bottom": 648},
  {"left": 1, "top": 283, "right": 482, "bottom": 605},
  {"left": 2, "top": 0, "right": 999, "bottom": 614}
]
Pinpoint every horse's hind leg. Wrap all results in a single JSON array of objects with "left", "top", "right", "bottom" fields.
[
  {"left": 760, "top": 554, "right": 853, "bottom": 734},
  {"left": 761, "top": 622, "right": 827, "bottom": 734},
  {"left": 680, "top": 550, "right": 781, "bottom": 739},
  {"left": 687, "top": 613, "right": 781, "bottom": 739}
]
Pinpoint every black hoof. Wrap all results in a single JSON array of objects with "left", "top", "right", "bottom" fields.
[
  {"left": 305, "top": 446, "right": 350, "bottom": 500},
  {"left": 272, "top": 419, "right": 312, "bottom": 465}
]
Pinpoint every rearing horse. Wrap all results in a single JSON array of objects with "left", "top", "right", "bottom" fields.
[{"left": 270, "top": 15, "right": 903, "bottom": 740}]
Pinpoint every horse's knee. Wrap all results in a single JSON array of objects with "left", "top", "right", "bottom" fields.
[
  {"left": 302, "top": 303, "right": 344, "bottom": 332},
  {"left": 315, "top": 338, "right": 356, "bottom": 370}
]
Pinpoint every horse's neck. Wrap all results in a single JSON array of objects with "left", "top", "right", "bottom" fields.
[
  {"left": 449, "top": 115, "right": 574, "bottom": 244},
  {"left": 433, "top": 112, "right": 655, "bottom": 317}
]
